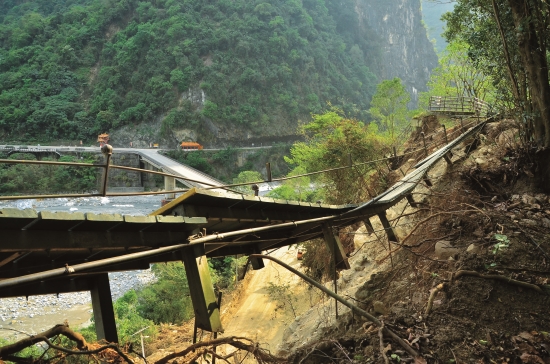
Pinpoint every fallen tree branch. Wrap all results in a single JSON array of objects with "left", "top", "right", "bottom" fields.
[
  {"left": 0, "top": 324, "right": 90, "bottom": 357},
  {"left": 154, "top": 336, "right": 285, "bottom": 364},
  {"left": 0, "top": 324, "right": 133, "bottom": 364},
  {"left": 425, "top": 283, "right": 445, "bottom": 315},
  {"left": 453, "top": 270, "right": 543, "bottom": 293},
  {"left": 425, "top": 270, "right": 545, "bottom": 315},
  {"left": 378, "top": 321, "right": 390, "bottom": 364}
]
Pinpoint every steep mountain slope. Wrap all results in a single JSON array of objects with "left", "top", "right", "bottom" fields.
[
  {"left": 355, "top": 0, "right": 439, "bottom": 106},
  {"left": 0, "top": 0, "right": 436, "bottom": 146},
  {"left": 421, "top": 0, "right": 455, "bottom": 53}
]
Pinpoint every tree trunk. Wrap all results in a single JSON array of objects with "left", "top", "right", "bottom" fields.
[{"left": 507, "top": 0, "right": 550, "bottom": 147}]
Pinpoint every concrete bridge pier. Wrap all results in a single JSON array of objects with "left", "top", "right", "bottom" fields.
[
  {"left": 164, "top": 176, "right": 176, "bottom": 200},
  {"left": 0, "top": 273, "right": 120, "bottom": 344}
]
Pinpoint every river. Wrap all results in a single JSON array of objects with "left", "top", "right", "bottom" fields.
[{"left": 0, "top": 195, "right": 175, "bottom": 341}]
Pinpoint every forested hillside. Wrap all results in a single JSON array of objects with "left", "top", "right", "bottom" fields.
[{"left": 0, "top": 0, "right": 386, "bottom": 143}]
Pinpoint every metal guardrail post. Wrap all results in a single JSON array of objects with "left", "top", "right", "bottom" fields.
[
  {"left": 421, "top": 132, "right": 427, "bottom": 156},
  {"left": 442, "top": 124, "right": 448, "bottom": 144},
  {"left": 100, "top": 144, "right": 113, "bottom": 197},
  {"left": 265, "top": 162, "right": 272, "bottom": 182}
]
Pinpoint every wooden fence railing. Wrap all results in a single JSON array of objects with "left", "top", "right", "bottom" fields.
[{"left": 428, "top": 96, "right": 491, "bottom": 117}]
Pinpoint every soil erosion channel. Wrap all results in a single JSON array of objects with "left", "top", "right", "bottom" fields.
[{"left": 220, "top": 246, "right": 317, "bottom": 354}]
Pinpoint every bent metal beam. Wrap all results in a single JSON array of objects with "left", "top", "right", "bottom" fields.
[{"left": 0, "top": 118, "right": 489, "bottom": 343}]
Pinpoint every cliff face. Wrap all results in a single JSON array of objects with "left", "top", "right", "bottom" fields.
[{"left": 354, "top": 0, "right": 439, "bottom": 107}]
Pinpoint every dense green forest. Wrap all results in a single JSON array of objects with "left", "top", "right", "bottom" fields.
[{"left": 0, "top": 0, "right": 381, "bottom": 143}]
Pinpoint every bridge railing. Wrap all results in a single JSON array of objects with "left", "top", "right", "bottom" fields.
[{"left": 429, "top": 96, "right": 492, "bottom": 117}]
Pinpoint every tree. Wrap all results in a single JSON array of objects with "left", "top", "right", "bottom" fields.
[
  {"left": 232, "top": 170, "right": 263, "bottom": 195},
  {"left": 420, "top": 40, "right": 497, "bottom": 108},
  {"left": 506, "top": 0, "right": 550, "bottom": 147},
  {"left": 444, "top": 0, "right": 550, "bottom": 147},
  {"left": 266, "top": 165, "right": 319, "bottom": 202},
  {"left": 368, "top": 78, "right": 410, "bottom": 143},
  {"left": 136, "top": 263, "right": 194, "bottom": 325},
  {"left": 285, "top": 109, "right": 389, "bottom": 204}
]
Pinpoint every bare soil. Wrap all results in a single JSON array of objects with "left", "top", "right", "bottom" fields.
[
  {"left": 145, "top": 119, "right": 550, "bottom": 364},
  {"left": 287, "top": 120, "right": 550, "bottom": 363}
]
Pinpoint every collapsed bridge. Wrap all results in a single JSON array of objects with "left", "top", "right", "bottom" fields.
[{"left": 0, "top": 116, "right": 490, "bottom": 343}]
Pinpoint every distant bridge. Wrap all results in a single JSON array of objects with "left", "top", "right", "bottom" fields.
[
  {"left": 0, "top": 117, "right": 491, "bottom": 343},
  {"left": 0, "top": 145, "right": 225, "bottom": 192}
]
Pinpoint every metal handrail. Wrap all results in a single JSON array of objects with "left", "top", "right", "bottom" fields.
[{"left": 429, "top": 96, "right": 492, "bottom": 117}]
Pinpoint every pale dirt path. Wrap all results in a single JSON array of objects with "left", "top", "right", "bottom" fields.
[{"left": 219, "top": 246, "right": 314, "bottom": 356}]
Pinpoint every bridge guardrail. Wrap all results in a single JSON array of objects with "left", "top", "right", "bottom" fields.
[{"left": 429, "top": 96, "right": 492, "bottom": 117}]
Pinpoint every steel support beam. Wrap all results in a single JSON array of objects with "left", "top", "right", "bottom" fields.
[
  {"left": 363, "top": 219, "right": 375, "bottom": 234},
  {"left": 321, "top": 223, "right": 350, "bottom": 270},
  {"left": 0, "top": 230, "right": 189, "bottom": 250},
  {"left": 443, "top": 152, "right": 453, "bottom": 165},
  {"left": 377, "top": 212, "right": 398, "bottom": 242},
  {"left": 423, "top": 175, "right": 433, "bottom": 187},
  {"left": 180, "top": 244, "right": 222, "bottom": 333},
  {"left": 249, "top": 247, "right": 265, "bottom": 270},
  {"left": 90, "top": 273, "right": 118, "bottom": 343},
  {"left": 405, "top": 194, "right": 418, "bottom": 208}
]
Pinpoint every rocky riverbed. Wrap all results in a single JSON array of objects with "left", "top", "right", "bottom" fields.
[
  {"left": 0, "top": 196, "right": 164, "bottom": 341},
  {"left": 0, "top": 270, "right": 156, "bottom": 341}
]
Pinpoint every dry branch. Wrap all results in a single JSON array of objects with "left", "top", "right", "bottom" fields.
[
  {"left": 154, "top": 336, "right": 286, "bottom": 364},
  {"left": 425, "top": 283, "right": 445, "bottom": 315},
  {"left": 453, "top": 270, "right": 543, "bottom": 293},
  {"left": 378, "top": 321, "right": 390, "bottom": 364},
  {"left": 0, "top": 324, "right": 134, "bottom": 364},
  {"left": 0, "top": 324, "right": 89, "bottom": 357},
  {"left": 425, "top": 270, "right": 545, "bottom": 315}
]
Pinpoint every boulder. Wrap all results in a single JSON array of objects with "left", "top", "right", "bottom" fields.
[
  {"left": 475, "top": 157, "right": 488, "bottom": 166},
  {"left": 435, "top": 240, "right": 461, "bottom": 260},
  {"left": 466, "top": 244, "right": 481, "bottom": 254},
  {"left": 522, "top": 194, "right": 537, "bottom": 205},
  {"left": 496, "top": 128, "right": 519, "bottom": 146},
  {"left": 373, "top": 301, "right": 389, "bottom": 315}
]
